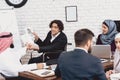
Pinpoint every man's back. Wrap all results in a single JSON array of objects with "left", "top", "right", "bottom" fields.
[{"left": 57, "top": 49, "right": 107, "bottom": 80}]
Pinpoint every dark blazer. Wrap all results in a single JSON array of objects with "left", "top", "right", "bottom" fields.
[
  {"left": 35, "top": 31, "right": 67, "bottom": 53},
  {"left": 55, "top": 49, "right": 107, "bottom": 80},
  {"left": 28, "top": 31, "right": 67, "bottom": 64},
  {"left": 96, "top": 34, "right": 116, "bottom": 51}
]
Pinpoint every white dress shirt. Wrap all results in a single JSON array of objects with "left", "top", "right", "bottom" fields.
[
  {"left": 75, "top": 47, "right": 88, "bottom": 53},
  {"left": 50, "top": 32, "right": 60, "bottom": 42},
  {"left": 0, "top": 47, "right": 37, "bottom": 77}
]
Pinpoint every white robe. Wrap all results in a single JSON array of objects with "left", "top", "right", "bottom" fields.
[{"left": 0, "top": 48, "right": 37, "bottom": 77}]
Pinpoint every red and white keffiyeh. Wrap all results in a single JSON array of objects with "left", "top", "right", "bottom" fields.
[{"left": 0, "top": 32, "right": 13, "bottom": 53}]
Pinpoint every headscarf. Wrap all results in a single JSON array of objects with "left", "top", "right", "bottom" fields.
[
  {"left": 100, "top": 19, "right": 118, "bottom": 44},
  {"left": 0, "top": 32, "right": 13, "bottom": 53},
  {"left": 115, "top": 33, "right": 120, "bottom": 40}
]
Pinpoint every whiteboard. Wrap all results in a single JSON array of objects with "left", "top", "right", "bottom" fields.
[{"left": 0, "top": 9, "right": 22, "bottom": 49}]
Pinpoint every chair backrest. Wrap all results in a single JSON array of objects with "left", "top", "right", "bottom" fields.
[{"left": 114, "top": 20, "right": 120, "bottom": 32}]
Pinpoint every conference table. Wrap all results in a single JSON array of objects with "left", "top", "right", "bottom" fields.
[{"left": 19, "top": 60, "right": 113, "bottom": 80}]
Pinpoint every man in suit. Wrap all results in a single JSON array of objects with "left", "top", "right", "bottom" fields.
[
  {"left": 55, "top": 29, "right": 107, "bottom": 80},
  {"left": 28, "top": 20, "right": 67, "bottom": 65}
]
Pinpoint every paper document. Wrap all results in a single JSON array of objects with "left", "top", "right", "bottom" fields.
[
  {"left": 110, "top": 73, "right": 120, "bottom": 80},
  {"left": 20, "top": 27, "right": 35, "bottom": 46},
  {"left": 29, "top": 69, "right": 55, "bottom": 77}
]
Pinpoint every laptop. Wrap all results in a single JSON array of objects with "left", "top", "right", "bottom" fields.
[{"left": 91, "top": 45, "right": 111, "bottom": 59}]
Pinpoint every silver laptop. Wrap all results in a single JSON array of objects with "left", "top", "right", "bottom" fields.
[{"left": 91, "top": 45, "right": 111, "bottom": 59}]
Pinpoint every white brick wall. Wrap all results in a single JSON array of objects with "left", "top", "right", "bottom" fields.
[{"left": 1, "top": 0, "right": 120, "bottom": 63}]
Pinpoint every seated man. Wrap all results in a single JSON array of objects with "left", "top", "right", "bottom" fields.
[
  {"left": 27, "top": 20, "right": 67, "bottom": 65},
  {"left": 0, "top": 32, "right": 44, "bottom": 78},
  {"left": 55, "top": 29, "right": 107, "bottom": 80}
]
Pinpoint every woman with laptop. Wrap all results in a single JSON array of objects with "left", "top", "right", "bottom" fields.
[
  {"left": 106, "top": 33, "right": 120, "bottom": 79},
  {"left": 96, "top": 19, "right": 118, "bottom": 52}
]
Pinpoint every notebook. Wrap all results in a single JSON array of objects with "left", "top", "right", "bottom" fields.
[
  {"left": 91, "top": 45, "right": 111, "bottom": 59},
  {"left": 110, "top": 73, "right": 120, "bottom": 80}
]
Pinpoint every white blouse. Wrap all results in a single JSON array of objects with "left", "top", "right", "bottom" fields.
[
  {"left": 114, "top": 49, "right": 120, "bottom": 73},
  {"left": 0, "top": 47, "right": 37, "bottom": 77}
]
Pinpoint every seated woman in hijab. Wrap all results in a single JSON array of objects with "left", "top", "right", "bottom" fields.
[
  {"left": 106, "top": 33, "right": 120, "bottom": 79},
  {"left": 0, "top": 32, "right": 44, "bottom": 77},
  {"left": 96, "top": 19, "right": 118, "bottom": 52}
]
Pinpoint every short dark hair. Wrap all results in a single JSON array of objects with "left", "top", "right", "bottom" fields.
[
  {"left": 49, "top": 20, "right": 64, "bottom": 31},
  {"left": 74, "top": 29, "right": 94, "bottom": 47}
]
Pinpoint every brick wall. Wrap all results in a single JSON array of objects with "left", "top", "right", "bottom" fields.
[
  {"left": 15, "top": 0, "right": 120, "bottom": 48},
  {"left": 0, "top": 0, "right": 120, "bottom": 64}
]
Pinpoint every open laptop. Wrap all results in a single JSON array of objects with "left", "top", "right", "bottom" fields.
[{"left": 91, "top": 45, "right": 111, "bottom": 62}]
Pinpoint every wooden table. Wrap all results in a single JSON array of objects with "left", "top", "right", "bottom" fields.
[
  {"left": 103, "top": 60, "right": 113, "bottom": 71},
  {"left": 19, "top": 71, "right": 61, "bottom": 80},
  {"left": 19, "top": 61, "right": 113, "bottom": 80}
]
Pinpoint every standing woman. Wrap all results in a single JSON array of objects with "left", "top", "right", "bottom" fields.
[{"left": 96, "top": 19, "right": 118, "bottom": 51}]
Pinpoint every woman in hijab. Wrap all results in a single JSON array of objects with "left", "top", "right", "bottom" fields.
[
  {"left": 106, "top": 33, "right": 120, "bottom": 79},
  {"left": 0, "top": 32, "right": 43, "bottom": 77},
  {"left": 96, "top": 19, "right": 118, "bottom": 51}
]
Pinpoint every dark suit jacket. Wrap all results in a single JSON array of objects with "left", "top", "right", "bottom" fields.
[
  {"left": 35, "top": 31, "right": 67, "bottom": 52},
  {"left": 96, "top": 34, "right": 116, "bottom": 51},
  {"left": 28, "top": 31, "right": 67, "bottom": 64},
  {"left": 55, "top": 49, "right": 107, "bottom": 80}
]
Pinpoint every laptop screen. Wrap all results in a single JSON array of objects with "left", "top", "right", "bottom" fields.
[{"left": 91, "top": 45, "right": 111, "bottom": 59}]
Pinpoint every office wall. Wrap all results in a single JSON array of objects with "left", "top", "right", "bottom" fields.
[
  {"left": 0, "top": 0, "right": 120, "bottom": 49},
  {"left": 0, "top": 0, "right": 120, "bottom": 63}
]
